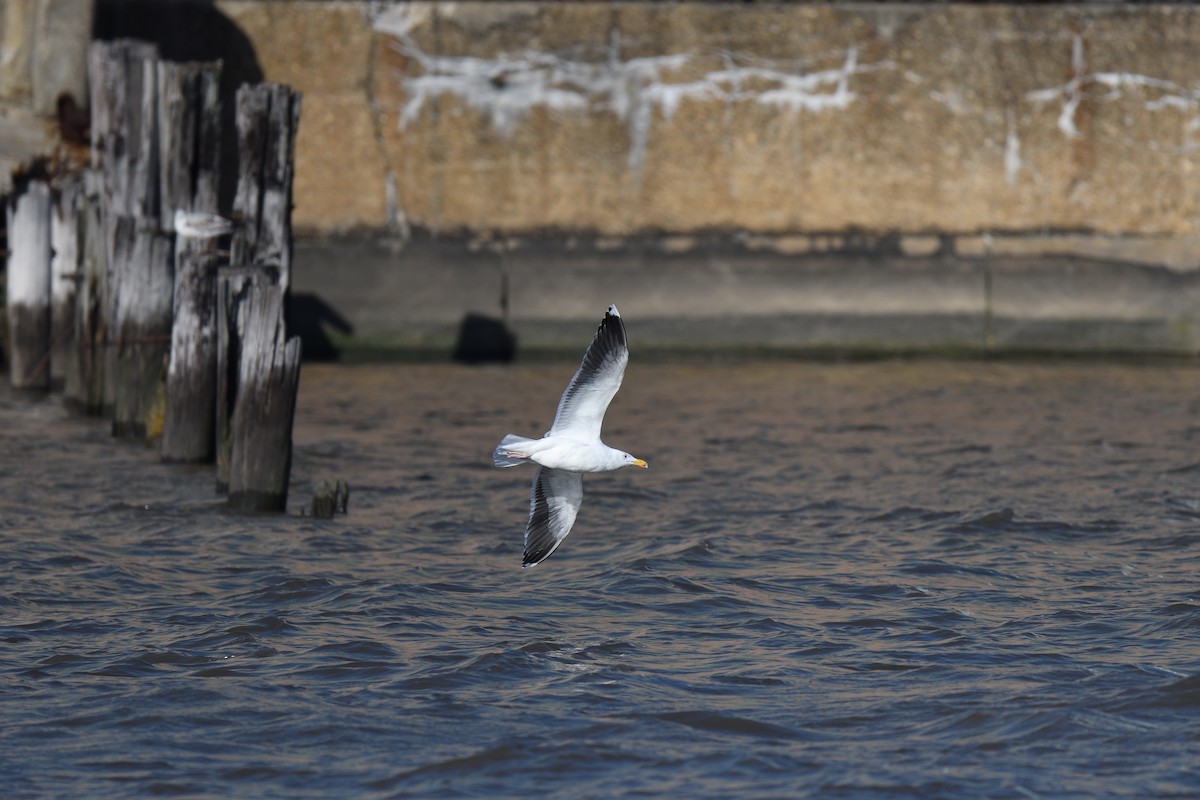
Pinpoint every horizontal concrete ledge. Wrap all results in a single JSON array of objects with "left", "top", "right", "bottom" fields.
[{"left": 291, "top": 237, "right": 1200, "bottom": 361}]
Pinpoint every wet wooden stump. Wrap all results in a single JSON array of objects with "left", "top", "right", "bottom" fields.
[
  {"left": 161, "top": 252, "right": 221, "bottom": 462},
  {"left": 227, "top": 280, "right": 302, "bottom": 512},
  {"left": 6, "top": 179, "right": 53, "bottom": 390},
  {"left": 311, "top": 480, "right": 350, "bottom": 518}
]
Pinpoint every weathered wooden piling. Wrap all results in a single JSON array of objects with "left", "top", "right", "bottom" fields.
[
  {"left": 6, "top": 179, "right": 53, "bottom": 390},
  {"left": 67, "top": 169, "right": 109, "bottom": 414},
  {"left": 160, "top": 252, "right": 221, "bottom": 462},
  {"left": 227, "top": 280, "right": 302, "bottom": 512},
  {"left": 215, "top": 79, "right": 303, "bottom": 510},
  {"left": 106, "top": 217, "right": 173, "bottom": 440},
  {"left": 50, "top": 174, "right": 82, "bottom": 391},
  {"left": 89, "top": 40, "right": 158, "bottom": 254},
  {"left": 157, "top": 59, "right": 225, "bottom": 462},
  {"left": 92, "top": 41, "right": 174, "bottom": 440},
  {"left": 159, "top": 60, "right": 222, "bottom": 232},
  {"left": 76, "top": 40, "right": 127, "bottom": 415},
  {"left": 231, "top": 83, "right": 301, "bottom": 291},
  {"left": 214, "top": 265, "right": 274, "bottom": 492}
]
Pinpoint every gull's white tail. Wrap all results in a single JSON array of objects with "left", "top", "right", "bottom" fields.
[{"left": 493, "top": 434, "right": 536, "bottom": 467}]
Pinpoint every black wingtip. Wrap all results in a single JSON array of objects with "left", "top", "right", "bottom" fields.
[
  {"left": 597, "top": 304, "right": 626, "bottom": 344},
  {"left": 522, "top": 546, "right": 551, "bottom": 568}
]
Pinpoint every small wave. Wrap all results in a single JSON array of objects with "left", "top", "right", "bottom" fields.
[
  {"left": 91, "top": 650, "right": 218, "bottom": 677},
  {"left": 866, "top": 506, "right": 958, "bottom": 526},
  {"left": 375, "top": 743, "right": 519, "bottom": 784},
  {"left": 238, "top": 577, "right": 340, "bottom": 605},
  {"left": 899, "top": 560, "right": 1019, "bottom": 580},
  {"left": 650, "top": 710, "right": 801, "bottom": 740}
]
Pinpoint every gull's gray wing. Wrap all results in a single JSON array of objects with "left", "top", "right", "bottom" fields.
[
  {"left": 547, "top": 304, "right": 628, "bottom": 442},
  {"left": 523, "top": 467, "right": 584, "bottom": 567}
]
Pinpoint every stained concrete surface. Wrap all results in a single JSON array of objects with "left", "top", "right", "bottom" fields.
[{"left": 291, "top": 238, "right": 1200, "bottom": 360}]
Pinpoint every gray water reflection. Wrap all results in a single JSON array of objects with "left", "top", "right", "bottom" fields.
[{"left": 3, "top": 360, "right": 1200, "bottom": 798}]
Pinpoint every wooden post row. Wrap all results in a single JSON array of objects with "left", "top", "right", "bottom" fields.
[{"left": 8, "top": 41, "right": 308, "bottom": 513}]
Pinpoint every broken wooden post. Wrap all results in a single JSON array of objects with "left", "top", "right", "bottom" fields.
[
  {"left": 160, "top": 252, "right": 221, "bottom": 462},
  {"left": 311, "top": 479, "right": 350, "bottom": 518},
  {"left": 231, "top": 83, "right": 301, "bottom": 291},
  {"left": 6, "top": 178, "right": 53, "bottom": 390},
  {"left": 51, "top": 174, "right": 82, "bottom": 392},
  {"left": 227, "top": 280, "right": 302, "bottom": 512}
]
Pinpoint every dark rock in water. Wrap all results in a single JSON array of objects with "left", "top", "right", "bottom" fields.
[{"left": 453, "top": 313, "right": 516, "bottom": 364}]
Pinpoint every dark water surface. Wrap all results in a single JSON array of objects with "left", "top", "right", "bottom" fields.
[{"left": 4, "top": 360, "right": 1200, "bottom": 798}]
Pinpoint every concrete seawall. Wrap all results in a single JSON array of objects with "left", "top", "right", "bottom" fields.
[
  {"left": 208, "top": 1, "right": 1200, "bottom": 239},
  {"left": 5, "top": 2, "right": 1200, "bottom": 358},
  {"left": 224, "top": 1, "right": 1200, "bottom": 357}
]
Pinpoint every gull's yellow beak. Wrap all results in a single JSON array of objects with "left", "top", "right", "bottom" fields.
[{"left": 632, "top": 458, "right": 649, "bottom": 469}]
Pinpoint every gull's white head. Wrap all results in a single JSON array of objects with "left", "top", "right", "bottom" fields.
[{"left": 622, "top": 452, "right": 648, "bottom": 469}]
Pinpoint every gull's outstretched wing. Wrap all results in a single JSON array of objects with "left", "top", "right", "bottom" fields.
[
  {"left": 523, "top": 467, "right": 584, "bottom": 567},
  {"left": 547, "top": 304, "right": 628, "bottom": 442}
]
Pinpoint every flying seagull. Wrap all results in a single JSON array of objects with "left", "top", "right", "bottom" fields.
[{"left": 493, "top": 304, "right": 648, "bottom": 567}]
